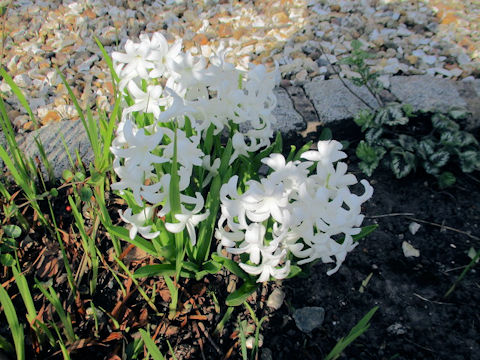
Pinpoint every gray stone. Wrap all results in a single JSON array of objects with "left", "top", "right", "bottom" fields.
[
  {"left": 16, "top": 120, "right": 93, "bottom": 179},
  {"left": 390, "top": 75, "right": 467, "bottom": 113},
  {"left": 304, "top": 77, "right": 379, "bottom": 124},
  {"left": 271, "top": 87, "right": 306, "bottom": 134},
  {"left": 293, "top": 306, "right": 325, "bottom": 333}
]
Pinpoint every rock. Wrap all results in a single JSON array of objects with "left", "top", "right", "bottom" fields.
[
  {"left": 271, "top": 87, "right": 306, "bottom": 135},
  {"left": 16, "top": 120, "right": 93, "bottom": 179},
  {"left": 304, "top": 77, "right": 379, "bottom": 126},
  {"left": 293, "top": 307, "right": 325, "bottom": 333},
  {"left": 387, "top": 323, "right": 407, "bottom": 335},
  {"left": 13, "top": 74, "right": 32, "bottom": 87},
  {"left": 246, "top": 335, "right": 263, "bottom": 349},
  {"left": 408, "top": 222, "right": 421, "bottom": 235},
  {"left": 402, "top": 241, "right": 420, "bottom": 258},
  {"left": 267, "top": 288, "right": 285, "bottom": 310},
  {"left": 389, "top": 75, "right": 467, "bottom": 113}
]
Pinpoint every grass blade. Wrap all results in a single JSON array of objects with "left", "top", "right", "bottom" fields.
[
  {"left": 0, "top": 283, "right": 25, "bottom": 360},
  {"left": 34, "top": 280, "right": 77, "bottom": 343},
  {"left": 324, "top": 306, "right": 378, "bottom": 360},
  {"left": 0, "top": 67, "right": 37, "bottom": 128},
  {"left": 139, "top": 329, "right": 165, "bottom": 360}
]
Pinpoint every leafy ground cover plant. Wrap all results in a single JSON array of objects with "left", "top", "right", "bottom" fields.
[
  {"left": 355, "top": 107, "right": 480, "bottom": 188},
  {"left": 339, "top": 40, "right": 480, "bottom": 188}
]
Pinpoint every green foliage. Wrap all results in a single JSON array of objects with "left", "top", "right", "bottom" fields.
[
  {"left": 0, "top": 224, "right": 20, "bottom": 266},
  {"left": 324, "top": 306, "right": 378, "bottom": 360},
  {"left": 340, "top": 40, "right": 383, "bottom": 105},
  {"left": 354, "top": 105, "right": 480, "bottom": 187}
]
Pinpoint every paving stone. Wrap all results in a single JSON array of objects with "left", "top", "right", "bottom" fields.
[
  {"left": 271, "top": 87, "right": 306, "bottom": 135},
  {"left": 16, "top": 120, "right": 93, "bottom": 179},
  {"left": 304, "top": 77, "right": 379, "bottom": 125},
  {"left": 389, "top": 75, "right": 467, "bottom": 113}
]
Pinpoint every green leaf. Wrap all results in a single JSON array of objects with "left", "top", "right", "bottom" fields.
[
  {"left": 416, "top": 139, "right": 435, "bottom": 160},
  {"left": 80, "top": 185, "right": 93, "bottom": 202},
  {"left": 139, "top": 329, "right": 166, "bottom": 360},
  {"left": 364, "top": 127, "right": 383, "bottom": 144},
  {"left": 351, "top": 39, "right": 363, "bottom": 50},
  {"left": 2, "top": 225, "right": 21, "bottom": 239},
  {"left": 0, "top": 284, "right": 24, "bottom": 360},
  {"left": 448, "top": 108, "right": 469, "bottom": 120},
  {"left": 286, "top": 265, "right": 302, "bottom": 279},
  {"left": 429, "top": 150, "right": 450, "bottom": 168},
  {"left": 212, "top": 253, "right": 250, "bottom": 281},
  {"left": 432, "top": 113, "right": 459, "bottom": 131},
  {"left": 324, "top": 306, "right": 378, "bottom": 360},
  {"left": 195, "top": 260, "right": 223, "bottom": 280},
  {"left": 319, "top": 127, "right": 332, "bottom": 141},
  {"left": 0, "top": 68, "right": 37, "bottom": 129},
  {"left": 358, "top": 161, "right": 378, "bottom": 177},
  {"left": 133, "top": 264, "right": 176, "bottom": 278},
  {"left": 423, "top": 161, "right": 440, "bottom": 176},
  {"left": 401, "top": 103, "right": 414, "bottom": 117},
  {"left": 390, "top": 151, "right": 415, "bottom": 178},
  {"left": 438, "top": 172, "right": 456, "bottom": 189},
  {"left": 354, "top": 110, "right": 374, "bottom": 131},
  {"left": 396, "top": 134, "right": 417, "bottom": 152},
  {"left": 356, "top": 141, "right": 377, "bottom": 163},
  {"left": 384, "top": 104, "right": 409, "bottom": 126},
  {"left": 106, "top": 225, "right": 157, "bottom": 256},
  {"left": 0, "top": 334, "right": 14, "bottom": 354},
  {"left": 352, "top": 224, "right": 378, "bottom": 242},
  {"left": 459, "top": 150, "right": 480, "bottom": 173},
  {"left": 226, "top": 281, "right": 258, "bottom": 307},
  {"left": 0, "top": 253, "right": 15, "bottom": 266}
]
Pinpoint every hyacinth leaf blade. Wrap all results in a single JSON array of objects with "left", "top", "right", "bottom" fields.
[
  {"left": 211, "top": 253, "right": 250, "bottom": 281},
  {"left": 194, "top": 174, "right": 222, "bottom": 263},
  {"left": 94, "top": 36, "right": 120, "bottom": 85},
  {"left": 194, "top": 260, "right": 223, "bottom": 280},
  {"left": 133, "top": 264, "right": 193, "bottom": 279},
  {"left": 352, "top": 224, "right": 378, "bottom": 242},
  {"left": 225, "top": 281, "right": 258, "bottom": 307},
  {"left": 286, "top": 265, "right": 302, "bottom": 279},
  {"left": 293, "top": 140, "right": 314, "bottom": 161},
  {"left": 168, "top": 128, "right": 185, "bottom": 279},
  {"left": 106, "top": 225, "right": 158, "bottom": 256}
]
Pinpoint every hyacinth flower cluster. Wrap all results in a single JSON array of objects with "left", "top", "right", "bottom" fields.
[
  {"left": 109, "top": 32, "right": 373, "bottom": 289},
  {"left": 216, "top": 141, "right": 373, "bottom": 282},
  {"left": 110, "top": 32, "right": 278, "bottom": 243}
]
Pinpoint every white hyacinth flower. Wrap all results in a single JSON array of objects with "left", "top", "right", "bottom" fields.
[
  {"left": 119, "top": 207, "right": 160, "bottom": 240},
  {"left": 165, "top": 192, "right": 209, "bottom": 245}
]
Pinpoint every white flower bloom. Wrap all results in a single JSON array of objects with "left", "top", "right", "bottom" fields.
[
  {"left": 301, "top": 140, "right": 347, "bottom": 166},
  {"left": 239, "top": 250, "right": 290, "bottom": 283},
  {"left": 110, "top": 118, "right": 167, "bottom": 171},
  {"left": 165, "top": 192, "right": 209, "bottom": 245},
  {"left": 125, "top": 82, "right": 169, "bottom": 119},
  {"left": 202, "top": 155, "right": 221, "bottom": 187},
  {"left": 112, "top": 38, "right": 155, "bottom": 90},
  {"left": 119, "top": 207, "right": 160, "bottom": 240}
]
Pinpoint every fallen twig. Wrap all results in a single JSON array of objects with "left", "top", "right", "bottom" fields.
[{"left": 405, "top": 216, "right": 480, "bottom": 241}]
